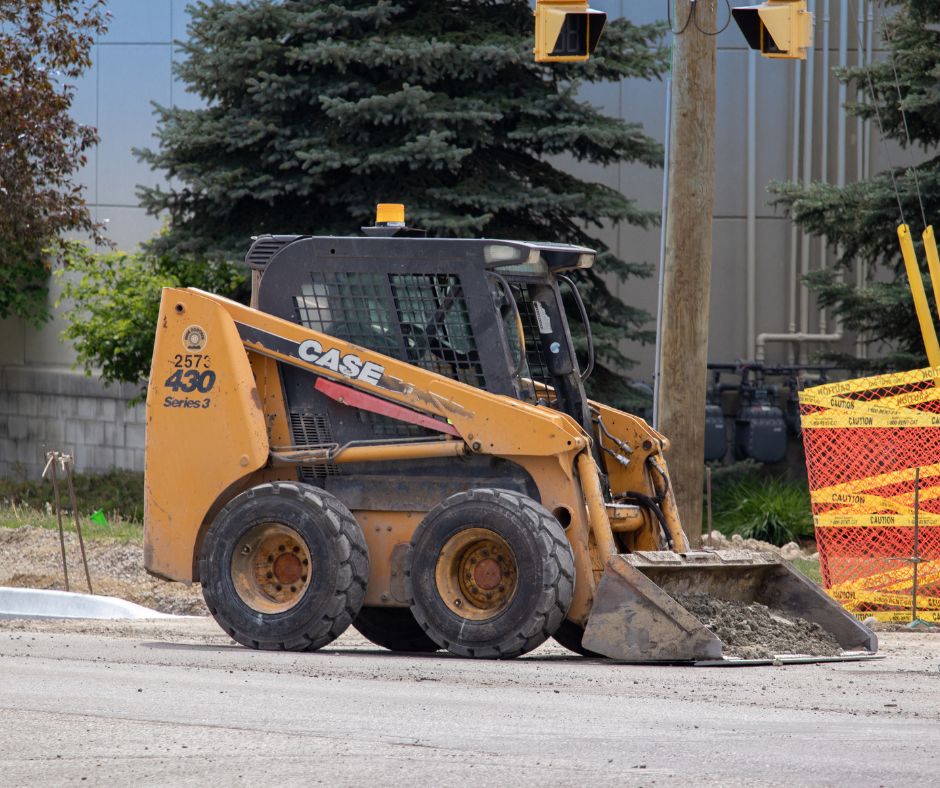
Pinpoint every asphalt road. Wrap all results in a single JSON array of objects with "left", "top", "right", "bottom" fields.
[{"left": 0, "top": 618, "right": 936, "bottom": 787}]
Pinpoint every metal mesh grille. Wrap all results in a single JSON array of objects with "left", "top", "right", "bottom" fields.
[
  {"left": 289, "top": 411, "right": 339, "bottom": 480},
  {"left": 292, "top": 271, "right": 485, "bottom": 388},
  {"left": 390, "top": 274, "right": 484, "bottom": 387},
  {"left": 294, "top": 272, "right": 397, "bottom": 355}
]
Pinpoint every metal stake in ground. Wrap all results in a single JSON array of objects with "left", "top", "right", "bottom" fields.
[
  {"left": 62, "top": 454, "right": 93, "bottom": 594},
  {"left": 705, "top": 465, "right": 713, "bottom": 538},
  {"left": 44, "top": 451, "right": 70, "bottom": 592},
  {"left": 912, "top": 466, "right": 920, "bottom": 624}
]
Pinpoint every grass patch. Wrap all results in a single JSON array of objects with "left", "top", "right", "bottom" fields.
[
  {"left": 0, "top": 469, "right": 144, "bottom": 521},
  {"left": 790, "top": 557, "right": 822, "bottom": 585},
  {"left": 0, "top": 503, "right": 143, "bottom": 544},
  {"left": 707, "top": 465, "right": 814, "bottom": 547}
]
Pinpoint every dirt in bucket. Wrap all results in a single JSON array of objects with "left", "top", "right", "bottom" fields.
[{"left": 673, "top": 592, "right": 842, "bottom": 660}]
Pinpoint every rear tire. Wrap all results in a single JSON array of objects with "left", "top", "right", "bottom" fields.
[
  {"left": 405, "top": 488, "right": 574, "bottom": 659},
  {"left": 352, "top": 607, "right": 440, "bottom": 653},
  {"left": 200, "top": 482, "right": 368, "bottom": 651}
]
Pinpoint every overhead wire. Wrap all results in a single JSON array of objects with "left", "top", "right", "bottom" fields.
[
  {"left": 667, "top": 0, "right": 695, "bottom": 34},
  {"left": 667, "top": 0, "right": 732, "bottom": 36},
  {"left": 863, "top": 49, "right": 907, "bottom": 225},
  {"left": 847, "top": 0, "right": 907, "bottom": 226},
  {"left": 879, "top": 9, "right": 929, "bottom": 229},
  {"left": 693, "top": 0, "right": 732, "bottom": 36}
]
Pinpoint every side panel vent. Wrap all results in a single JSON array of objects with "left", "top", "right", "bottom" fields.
[
  {"left": 246, "top": 235, "right": 302, "bottom": 271},
  {"left": 289, "top": 411, "right": 340, "bottom": 480},
  {"left": 360, "top": 409, "right": 434, "bottom": 439}
]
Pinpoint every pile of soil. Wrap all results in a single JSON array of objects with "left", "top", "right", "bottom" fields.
[
  {"left": 701, "top": 530, "right": 818, "bottom": 561},
  {"left": 674, "top": 592, "right": 842, "bottom": 659},
  {"left": 0, "top": 526, "right": 206, "bottom": 616}
]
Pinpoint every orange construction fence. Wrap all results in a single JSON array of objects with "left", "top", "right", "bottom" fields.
[{"left": 800, "top": 367, "right": 940, "bottom": 622}]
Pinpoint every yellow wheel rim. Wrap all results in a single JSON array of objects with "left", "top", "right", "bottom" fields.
[
  {"left": 231, "top": 523, "right": 312, "bottom": 614},
  {"left": 434, "top": 527, "right": 518, "bottom": 621}
]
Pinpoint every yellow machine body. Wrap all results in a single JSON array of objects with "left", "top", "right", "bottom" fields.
[{"left": 145, "top": 281, "right": 876, "bottom": 661}]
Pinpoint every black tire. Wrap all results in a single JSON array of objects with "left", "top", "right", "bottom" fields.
[
  {"left": 552, "top": 618, "right": 603, "bottom": 658},
  {"left": 200, "top": 482, "right": 369, "bottom": 651},
  {"left": 405, "top": 488, "right": 575, "bottom": 659},
  {"left": 352, "top": 606, "right": 440, "bottom": 653}
]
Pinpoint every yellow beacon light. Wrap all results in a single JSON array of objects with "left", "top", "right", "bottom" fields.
[{"left": 375, "top": 203, "right": 406, "bottom": 226}]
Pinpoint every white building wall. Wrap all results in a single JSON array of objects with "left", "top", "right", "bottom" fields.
[{"left": 0, "top": 0, "right": 897, "bottom": 476}]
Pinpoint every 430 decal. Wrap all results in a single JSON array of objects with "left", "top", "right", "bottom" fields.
[{"left": 164, "top": 368, "right": 216, "bottom": 393}]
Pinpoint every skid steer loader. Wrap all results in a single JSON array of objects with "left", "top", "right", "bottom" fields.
[{"left": 144, "top": 205, "right": 876, "bottom": 661}]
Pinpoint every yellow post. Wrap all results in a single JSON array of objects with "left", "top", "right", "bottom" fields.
[
  {"left": 923, "top": 226, "right": 940, "bottom": 321},
  {"left": 898, "top": 223, "right": 940, "bottom": 368}
]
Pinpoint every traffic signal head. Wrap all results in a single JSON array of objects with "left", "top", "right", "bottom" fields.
[
  {"left": 534, "top": 0, "right": 607, "bottom": 63},
  {"left": 732, "top": 0, "right": 813, "bottom": 60}
]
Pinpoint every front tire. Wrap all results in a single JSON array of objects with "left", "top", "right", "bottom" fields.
[
  {"left": 405, "top": 488, "right": 574, "bottom": 659},
  {"left": 200, "top": 482, "right": 368, "bottom": 651}
]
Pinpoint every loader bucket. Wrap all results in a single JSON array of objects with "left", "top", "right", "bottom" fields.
[{"left": 581, "top": 550, "right": 877, "bottom": 662}]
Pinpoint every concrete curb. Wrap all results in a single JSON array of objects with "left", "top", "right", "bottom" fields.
[{"left": 0, "top": 587, "right": 181, "bottom": 620}]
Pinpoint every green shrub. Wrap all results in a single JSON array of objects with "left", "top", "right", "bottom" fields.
[
  {"left": 707, "top": 470, "right": 814, "bottom": 546},
  {"left": 0, "top": 469, "right": 145, "bottom": 522},
  {"left": 57, "top": 241, "right": 246, "bottom": 402}
]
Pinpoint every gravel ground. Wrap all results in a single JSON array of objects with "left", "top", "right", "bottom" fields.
[
  {"left": 0, "top": 526, "right": 206, "bottom": 616},
  {"left": 0, "top": 524, "right": 926, "bottom": 650},
  {"left": 0, "top": 622, "right": 937, "bottom": 787}
]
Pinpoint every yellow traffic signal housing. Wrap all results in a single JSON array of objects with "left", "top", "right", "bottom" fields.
[
  {"left": 534, "top": 0, "right": 607, "bottom": 63},
  {"left": 732, "top": 0, "right": 813, "bottom": 60}
]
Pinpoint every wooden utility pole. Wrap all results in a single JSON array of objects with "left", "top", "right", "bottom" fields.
[{"left": 656, "top": 0, "right": 718, "bottom": 547}]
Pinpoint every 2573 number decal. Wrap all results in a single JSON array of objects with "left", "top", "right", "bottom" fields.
[{"left": 164, "top": 369, "right": 216, "bottom": 393}]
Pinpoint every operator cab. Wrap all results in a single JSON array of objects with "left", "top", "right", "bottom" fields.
[{"left": 248, "top": 205, "right": 597, "bottom": 439}]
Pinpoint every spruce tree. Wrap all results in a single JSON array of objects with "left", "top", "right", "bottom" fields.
[
  {"left": 772, "top": 0, "right": 940, "bottom": 369},
  {"left": 138, "top": 0, "right": 667, "bottom": 409}
]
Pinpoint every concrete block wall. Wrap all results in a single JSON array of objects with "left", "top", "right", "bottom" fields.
[{"left": 0, "top": 367, "right": 145, "bottom": 479}]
